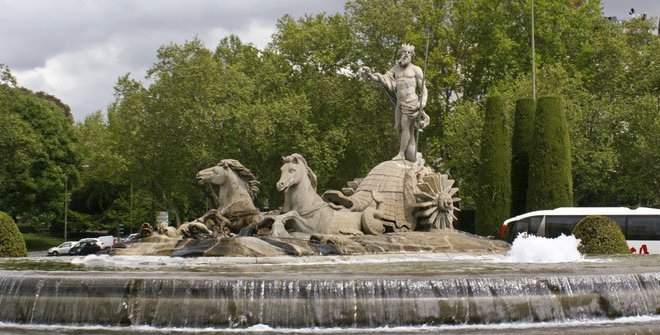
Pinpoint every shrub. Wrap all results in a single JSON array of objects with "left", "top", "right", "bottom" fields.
[
  {"left": 526, "top": 96, "right": 573, "bottom": 211},
  {"left": 572, "top": 215, "right": 629, "bottom": 255},
  {"left": 0, "top": 211, "right": 28, "bottom": 257},
  {"left": 475, "top": 96, "right": 511, "bottom": 237}
]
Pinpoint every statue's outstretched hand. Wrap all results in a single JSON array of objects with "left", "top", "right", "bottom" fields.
[{"left": 362, "top": 66, "right": 375, "bottom": 80}]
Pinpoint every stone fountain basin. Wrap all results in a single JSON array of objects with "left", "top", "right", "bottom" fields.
[{"left": 0, "top": 253, "right": 659, "bottom": 329}]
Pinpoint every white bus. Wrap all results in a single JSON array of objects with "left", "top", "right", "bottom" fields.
[{"left": 501, "top": 207, "right": 660, "bottom": 254}]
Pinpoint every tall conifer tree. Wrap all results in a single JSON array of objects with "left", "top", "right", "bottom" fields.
[
  {"left": 527, "top": 96, "right": 573, "bottom": 211},
  {"left": 510, "top": 99, "right": 535, "bottom": 216},
  {"left": 475, "top": 96, "right": 511, "bottom": 237}
]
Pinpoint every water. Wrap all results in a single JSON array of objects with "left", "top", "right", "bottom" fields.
[
  {"left": 0, "top": 235, "right": 659, "bottom": 333},
  {"left": 505, "top": 234, "right": 584, "bottom": 263},
  {"left": 1, "top": 316, "right": 660, "bottom": 334}
]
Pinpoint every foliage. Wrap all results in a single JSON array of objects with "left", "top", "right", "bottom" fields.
[
  {"left": 0, "top": 70, "right": 78, "bottom": 229},
  {"left": 510, "top": 99, "right": 535, "bottom": 216},
  {"left": 0, "top": 211, "right": 28, "bottom": 257},
  {"left": 527, "top": 96, "right": 573, "bottom": 211},
  {"left": 572, "top": 215, "right": 629, "bottom": 255},
  {"left": 610, "top": 96, "right": 660, "bottom": 206},
  {"left": 475, "top": 96, "right": 511, "bottom": 237},
  {"left": 21, "top": 233, "right": 64, "bottom": 252},
  {"left": 3, "top": 1, "right": 659, "bottom": 229},
  {"left": 431, "top": 99, "right": 483, "bottom": 206}
]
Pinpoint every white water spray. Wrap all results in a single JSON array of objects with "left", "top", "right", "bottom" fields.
[{"left": 504, "top": 233, "right": 584, "bottom": 263}]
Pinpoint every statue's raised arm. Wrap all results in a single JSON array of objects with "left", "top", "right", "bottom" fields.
[{"left": 362, "top": 44, "right": 429, "bottom": 162}]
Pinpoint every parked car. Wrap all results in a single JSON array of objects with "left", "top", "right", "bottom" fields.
[
  {"left": 47, "top": 241, "right": 77, "bottom": 256},
  {"left": 69, "top": 240, "right": 101, "bottom": 256},
  {"left": 96, "top": 235, "right": 116, "bottom": 249},
  {"left": 75, "top": 238, "right": 103, "bottom": 247},
  {"left": 122, "top": 233, "right": 139, "bottom": 243}
]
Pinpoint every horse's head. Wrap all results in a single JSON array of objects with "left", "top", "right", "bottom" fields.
[
  {"left": 277, "top": 153, "right": 317, "bottom": 192},
  {"left": 156, "top": 222, "right": 168, "bottom": 234},
  {"left": 196, "top": 164, "right": 231, "bottom": 186}
]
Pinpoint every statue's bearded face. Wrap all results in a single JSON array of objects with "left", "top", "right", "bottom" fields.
[{"left": 398, "top": 48, "right": 414, "bottom": 66}]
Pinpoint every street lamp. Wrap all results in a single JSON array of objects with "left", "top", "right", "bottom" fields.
[
  {"left": 531, "top": 0, "right": 536, "bottom": 100},
  {"left": 63, "top": 174, "right": 69, "bottom": 241}
]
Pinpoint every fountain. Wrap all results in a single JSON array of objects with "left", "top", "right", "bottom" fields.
[{"left": 1, "top": 43, "right": 659, "bottom": 334}]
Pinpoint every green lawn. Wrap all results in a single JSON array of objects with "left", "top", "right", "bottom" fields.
[{"left": 22, "top": 233, "right": 65, "bottom": 251}]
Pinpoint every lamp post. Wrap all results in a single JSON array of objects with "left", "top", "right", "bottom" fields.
[
  {"left": 63, "top": 174, "right": 68, "bottom": 241},
  {"left": 531, "top": 0, "right": 536, "bottom": 100}
]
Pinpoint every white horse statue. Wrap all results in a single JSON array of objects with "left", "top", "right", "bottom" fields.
[
  {"left": 157, "top": 222, "right": 178, "bottom": 238},
  {"left": 271, "top": 153, "right": 386, "bottom": 237},
  {"left": 194, "top": 159, "right": 262, "bottom": 236}
]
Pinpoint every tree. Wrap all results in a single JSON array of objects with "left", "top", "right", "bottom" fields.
[
  {"left": 431, "top": 99, "right": 483, "bottom": 206},
  {"left": 50, "top": 0, "right": 658, "bottom": 229},
  {"left": 527, "top": 96, "right": 573, "bottom": 211},
  {"left": 475, "top": 96, "right": 511, "bottom": 237},
  {"left": 610, "top": 95, "right": 660, "bottom": 206},
  {"left": 0, "top": 67, "right": 78, "bottom": 229},
  {"left": 510, "top": 98, "right": 535, "bottom": 216}
]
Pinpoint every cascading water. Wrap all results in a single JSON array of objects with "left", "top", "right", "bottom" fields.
[
  {"left": 0, "top": 270, "right": 658, "bottom": 328},
  {"left": 2, "top": 233, "right": 660, "bottom": 333}
]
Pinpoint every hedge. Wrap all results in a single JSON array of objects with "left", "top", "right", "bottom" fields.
[
  {"left": 475, "top": 96, "right": 511, "bottom": 237},
  {"left": 0, "top": 211, "right": 28, "bottom": 257},
  {"left": 573, "top": 215, "right": 629, "bottom": 255},
  {"left": 526, "top": 96, "right": 573, "bottom": 211},
  {"left": 511, "top": 98, "right": 535, "bottom": 216}
]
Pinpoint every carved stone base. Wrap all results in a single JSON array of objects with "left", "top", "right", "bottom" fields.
[{"left": 120, "top": 230, "right": 509, "bottom": 257}]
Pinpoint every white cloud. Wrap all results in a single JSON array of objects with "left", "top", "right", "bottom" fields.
[
  {"left": 3, "top": 0, "right": 344, "bottom": 121},
  {"left": 16, "top": 40, "right": 132, "bottom": 120}
]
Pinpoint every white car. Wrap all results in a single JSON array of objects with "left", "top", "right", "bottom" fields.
[{"left": 47, "top": 241, "right": 77, "bottom": 256}]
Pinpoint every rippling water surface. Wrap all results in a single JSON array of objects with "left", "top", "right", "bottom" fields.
[{"left": 1, "top": 236, "right": 658, "bottom": 334}]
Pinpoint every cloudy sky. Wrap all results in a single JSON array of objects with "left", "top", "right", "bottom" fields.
[{"left": 1, "top": 0, "right": 657, "bottom": 122}]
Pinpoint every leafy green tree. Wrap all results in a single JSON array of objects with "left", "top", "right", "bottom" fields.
[
  {"left": 0, "top": 67, "right": 78, "bottom": 230},
  {"left": 269, "top": 13, "right": 397, "bottom": 190},
  {"left": 527, "top": 96, "right": 573, "bottom": 211},
  {"left": 57, "top": 1, "right": 658, "bottom": 229},
  {"left": 475, "top": 96, "right": 511, "bottom": 237},
  {"left": 431, "top": 99, "right": 483, "bottom": 206},
  {"left": 610, "top": 96, "right": 660, "bottom": 206},
  {"left": 510, "top": 98, "right": 535, "bottom": 216}
]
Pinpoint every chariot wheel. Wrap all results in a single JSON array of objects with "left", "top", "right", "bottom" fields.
[{"left": 413, "top": 173, "right": 461, "bottom": 229}]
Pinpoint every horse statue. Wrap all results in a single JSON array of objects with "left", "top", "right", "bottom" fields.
[
  {"left": 157, "top": 222, "right": 179, "bottom": 238},
  {"left": 270, "top": 153, "right": 386, "bottom": 237},
  {"left": 194, "top": 159, "right": 263, "bottom": 237}
]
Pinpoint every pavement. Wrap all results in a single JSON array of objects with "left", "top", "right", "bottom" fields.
[{"left": 27, "top": 251, "right": 48, "bottom": 257}]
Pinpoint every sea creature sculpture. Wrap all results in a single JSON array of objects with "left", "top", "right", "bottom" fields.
[
  {"left": 157, "top": 222, "right": 179, "bottom": 238},
  {"left": 270, "top": 153, "right": 386, "bottom": 237},
  {"left": 195, "top": 159, "right": 263, "bottom": 236}
]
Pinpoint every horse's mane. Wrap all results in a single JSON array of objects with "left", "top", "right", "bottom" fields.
[
  {"left": 282, "top": 153, "right": 317, "bottom": 190},
  {"left": 217, "top": 159, "right": 260, "bottom": 199}
]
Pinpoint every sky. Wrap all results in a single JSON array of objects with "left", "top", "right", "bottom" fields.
[{"left": 1, "top": 0, "right": 658, "bottom": 122}]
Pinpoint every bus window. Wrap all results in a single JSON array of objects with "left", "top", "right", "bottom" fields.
[
  {"left": 529, "top": 216, "right": 543, "bottom": 235},
  {"left": 606, "top": 215, "right": 627, "bottom": 234},
  {"left": 627, "top": 216, "right": 660, "bottom": 241},
  {"left": 507, "top": 219, "right": 529, "bottom": 243},
  {"left": 546, "top": 216, "right": 584, "bottom": 238}
]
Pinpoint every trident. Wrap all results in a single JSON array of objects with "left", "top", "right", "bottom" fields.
[{"left": 414, "top": 27, "right": 432, "bottom": 160}]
